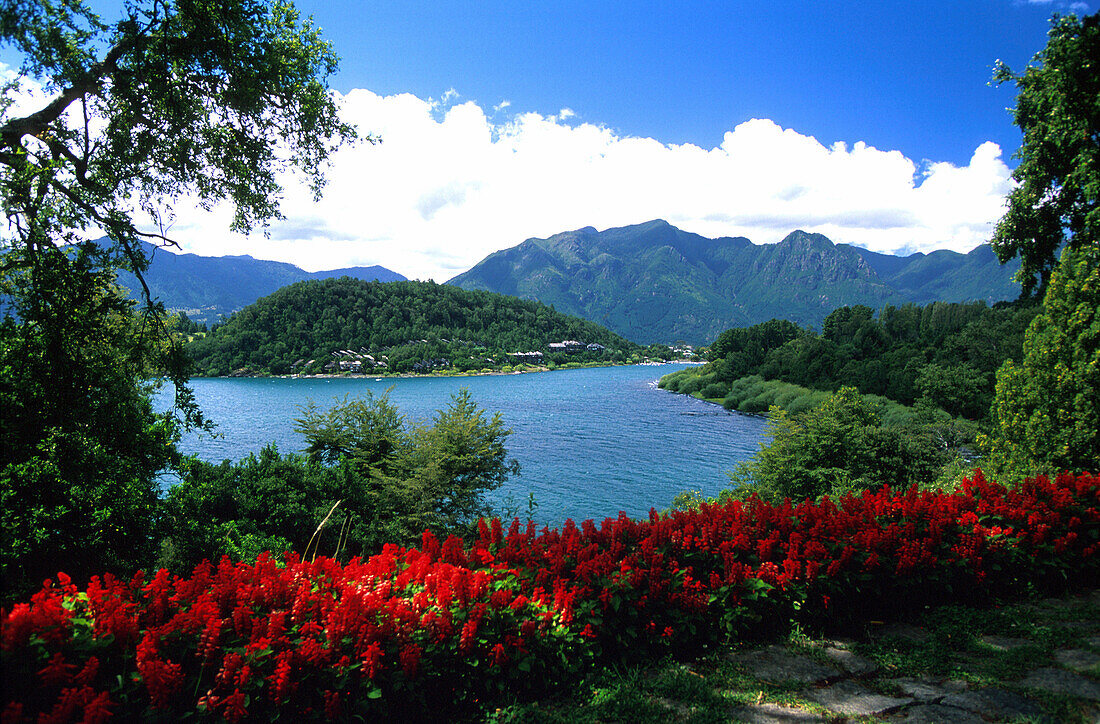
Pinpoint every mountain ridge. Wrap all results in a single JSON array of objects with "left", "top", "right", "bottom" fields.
[
  {"left": 447, "top": 221, "right": 1022, "bottom": 345},
  {"left": 113, "top": 240, "right": 405, "bottom": 323}
]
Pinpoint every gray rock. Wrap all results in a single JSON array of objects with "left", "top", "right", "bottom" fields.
[
  {"left": 941, "top": 688, "right": 1044, "bottom": 719},
  {"left": 1088, "top": 635, "right": 1100, "bottom": 649},
  {"left": 1057, "top": 620, "right": 1100, "bottom": 633},
  {"left": 893, "top": 703, "right": 987, "bottom": 723},
  {"left": 728, "top": 703, "right": 826, "bottom": 723},
  {"left": 822, "top": 646, "right": 879, "bottom": 676},
  {"left": 801, "top": 680, "right": 912, "bottom": 717},
  {"left": 869, "top": 622, "right": 931, "bottom": 644},
  {"left": 887, "top": 677, "right": 967, "bottom": 702},
  {"left": 1055, "top": 648, "right": 1100, "bottom": 672},
  {"left": 727, "top": 645, "right": 841, "bottom": 685},
  {"left": 1021, "top": 667, "right": 1100, "bottom": 701},
  {"left": 1041, "top": 597, "right": 1075, "bottom": 610},
  {"left": 978, "top": 634, "right": 1033, "bottom": 651}
]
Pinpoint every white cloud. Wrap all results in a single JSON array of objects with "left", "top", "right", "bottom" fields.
[{"left": 6, "top": 70, "right": 1015, "bottom": 280}]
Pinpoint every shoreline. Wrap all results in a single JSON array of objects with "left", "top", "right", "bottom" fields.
[{"left": 196, "top": 359, "right": 704, "bottom": 381}]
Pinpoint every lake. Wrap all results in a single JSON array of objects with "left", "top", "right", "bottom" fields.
[{"left": 159, "top": 364, "right": 769, "bottom": 526}]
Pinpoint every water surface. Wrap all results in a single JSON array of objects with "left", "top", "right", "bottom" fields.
[{"left": 162, "top": 365, "right": 768, "bottom": 525}]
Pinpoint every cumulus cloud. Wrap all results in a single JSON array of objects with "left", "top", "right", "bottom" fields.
[
  {"left": 5, "top": 68, "right": 1015, "bottom": 280},
  {"left": 192, "top": 89, "right": 1009, "bottom": 280}
]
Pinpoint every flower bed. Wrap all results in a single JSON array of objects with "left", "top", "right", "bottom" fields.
[{"left": 2, "top": 470, "right": 1098, "bottom": 721}]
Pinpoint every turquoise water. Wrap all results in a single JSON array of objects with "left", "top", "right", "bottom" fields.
[{"left": 160, "top": 365, "right": 768, "bottom": 526}]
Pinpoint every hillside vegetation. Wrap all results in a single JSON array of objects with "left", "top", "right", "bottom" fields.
[
  {"left": 662, "top": 299, "right": 1039, "bottom": 421},
  {"left": 185, "top": 278, "right": 643, "bottom": 376},
  {"left": 449, "top": 220, "right": 1022, "bottom": 344}
]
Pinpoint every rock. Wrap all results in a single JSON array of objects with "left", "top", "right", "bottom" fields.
[
  {"left": 1040, "top": 597, "right": 1075, "bottom": 610},
  {"left": 978, "top": 635, "right": 1033, "bottom": 651},
  {"left": 727, "top": 646, "right": 841, "bottom": 685},
  {"left": 801, "top": 680, "right": 912, "bottom": 717},
  {"left": 1056, "top": 620, "right": 1100, "bottom": 633},
  {"left": 886, "top": 677, "right": 967, "bottom": 702},
  {"left": 1021, "top": 667, "right": 1100, "bottom": 701},
  {"left": 822, "top": 647, "right": 879, "bottom": 676},
  {"left": 868, "top": 623, "right": 930, "bottom": 644},
  {"left": 1087, "top": 635, "right": 1100, "bottom": 649},
  {"left": 728, "top": 703, "right": 826, "bottom": 723},
  {"left": 941, "top": 688, "right": 1044, "bottom": 719},
  {"left": 1055, "top": 648, "right": 1100, "bottom": 672},
  {"left": 892, "top": 703, "right": 987, "bottom": 723}
]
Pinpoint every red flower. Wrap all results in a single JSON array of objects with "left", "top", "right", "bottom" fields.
[{"left": 400, "top": 643, "right": 422, "bottom": 678}]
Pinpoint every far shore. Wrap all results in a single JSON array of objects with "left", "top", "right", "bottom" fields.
[{"left": 193, "top": 359, "right": 704, "bottom": 381}]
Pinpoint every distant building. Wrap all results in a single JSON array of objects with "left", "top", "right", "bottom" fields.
[{"left": 549, "top": 340, "right": 586, "bottom": 353}]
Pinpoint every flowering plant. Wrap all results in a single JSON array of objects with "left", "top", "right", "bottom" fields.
[{"left": 2, "top": 470, "right": 1097, "bottom": 721}]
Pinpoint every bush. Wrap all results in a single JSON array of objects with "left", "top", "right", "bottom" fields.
[
  {"left": 731, "top": 387, "right": 948, "bottom": 502},
  {"left": 158, "top": 390, "right": 520, "bottom": 573},
  {"left": 700, "top": 383, "right": 727, "bottom": 399}
]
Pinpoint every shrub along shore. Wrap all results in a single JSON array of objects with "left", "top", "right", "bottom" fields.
[{"left": 2, "top": 470, "right": 1096, "bottom": 721}]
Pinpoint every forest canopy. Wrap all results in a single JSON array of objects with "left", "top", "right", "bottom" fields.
[{"left": 185, "top": 278, "right": 644, "bottom": 376}]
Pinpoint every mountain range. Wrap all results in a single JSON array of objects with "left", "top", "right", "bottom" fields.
[
  {"left": 114, "top": 240, "right": 405, "bottom": 323},
  {"left": 447, "top": 220, "right": 1022, "bottom": 344}
]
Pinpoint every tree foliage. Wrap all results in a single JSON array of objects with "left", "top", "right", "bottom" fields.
[
  {"left": 991, "top": 12, "right": 1100, "bottom": 296},
  {"left": 185, "top": 277, "right": 641, "bottom": 375},
  {"left": 662, "top": 300, "right": 1038, "bottom": 422},
  {"left": 0, "top": 0, "right": 355, "bottom": 600},
  {"left": 1, "top": 0, "right": 356, "bottom": 261},
  {"left": 159, "top": 390, "right": 520, "bottom": 572},
  {"left": 729, "top": 388, "right": 950, "bottom": 503},
  {"left": 989, "top": 245, "right": 1100, "bottom": 474},
  {"left": 0, "top": 248, "right": 179, "bottom": 600}
]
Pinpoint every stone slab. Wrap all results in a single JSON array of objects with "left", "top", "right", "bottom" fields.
[
  {"left": 822, "top": 646, "right": 879, "bottom": 676},
  {"left": 893, "top": 703, "right": 987, "bottom": 723},
  {"left": 886, "top": 677, "right": 967, "bottom": 702},
  {"left": 1056, "top": 621, "right": 1100, "bottom": 633},
  {"left": 869, "top": 623, "right": 931, "bottom": 644},
  {"left": 1055, "top": 648, "right": 1100, "bottom": 672},
  {"left": 727, "top": 646, "right": 841, "bottom": 685},
  {"left": 728, "top": 703, "right": 826, "bottom": 723},
  {"left": 1021, "top": 667, "right": 1100, "bottom": 701},
  {"left": 801, "top": 680, "right": 912, "bottom": 717},
  {"left": 941, "top": 688, "right": 1043, "bottom": 720}
]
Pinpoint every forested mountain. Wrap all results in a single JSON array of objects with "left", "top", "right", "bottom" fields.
[
  {"left": 186, "top": 278, "right": 641, "bottom": 376},
  {"left": 447, "top": 220, "right": 1022, "bottom": 344},
  {"left": 111, "top": 239, "right": 405, "bottom": 323}
]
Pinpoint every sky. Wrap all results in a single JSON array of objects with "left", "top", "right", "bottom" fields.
[{"left": 1, "top": 0, "right": 1093, "bottom": 280}]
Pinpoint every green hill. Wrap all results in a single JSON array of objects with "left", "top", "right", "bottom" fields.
[
  {"left": 447, "top": 221, "right": 1022, "bottom": 344},
  {"left": 185, "top": 278, "right": 641, "bottom": 376}
]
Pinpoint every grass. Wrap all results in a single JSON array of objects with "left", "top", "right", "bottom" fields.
[{"left": 480, "top": 587, "right": 1100, "bottom": 723}]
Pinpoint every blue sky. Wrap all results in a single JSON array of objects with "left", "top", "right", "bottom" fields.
[
  {"left": 3, "top": 0, "right": 1092, "bottom": 279},
  {"left": 314, "top": 0, "right": 1069, "bottom": 168}
]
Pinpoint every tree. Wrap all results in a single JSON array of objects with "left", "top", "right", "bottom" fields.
[
  {"left": 915, "top": 362, "right": 989, "bottom": 420},
  {"left": 985, "top": 11, "right": 1100, "bottom": 475},
  {"left": 160, "top": 390, "right": 520, "bottom": 571},
  {"left": 990, "top": 12, "right": 1100, "bottom": 296},
  {"left": 988, "top": 244, "right": 1100, "bottom": 474},
  {"left": 729, "top": 387, "right": 947, "bottom": 503},
  {"left": 0, "top": 252, "right": 178, "bottom": 597},
  {"left": 0, "top": 0, "right": 357, "bottom": 599},
  {"left": 295, "top": 390, "right": 406, "bottom": 468}
]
